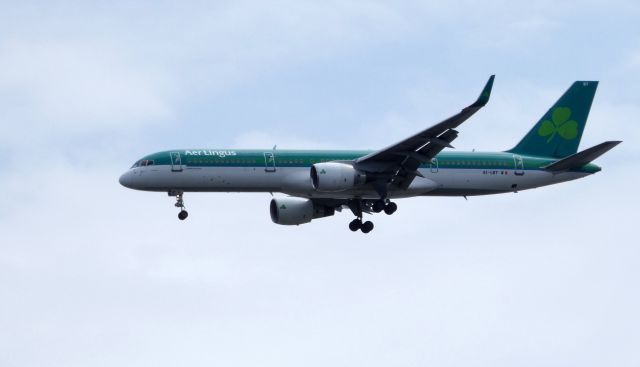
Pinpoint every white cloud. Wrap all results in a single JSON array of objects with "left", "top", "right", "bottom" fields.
[
  {"left": 0, "top": 1, "right": 639, "bottom": 366},
  {"left": 0, "top": 39, "right": 172, "bottom": 145}
]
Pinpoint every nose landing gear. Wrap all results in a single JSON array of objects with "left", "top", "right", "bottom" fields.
[{"left": 169, "top": 190, "right": 189, "bottom": 220}]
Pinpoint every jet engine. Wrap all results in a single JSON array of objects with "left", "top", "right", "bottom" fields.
[
  {"left": 310, "top": 162, "right": 366, "bottom": 192},
  {"left": 270, "top": 197, "right": 335, "bottom": 225}
]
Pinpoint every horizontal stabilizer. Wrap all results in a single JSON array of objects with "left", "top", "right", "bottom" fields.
[{"left": 542, "top": 141, "right": 621, "bottom": 171}]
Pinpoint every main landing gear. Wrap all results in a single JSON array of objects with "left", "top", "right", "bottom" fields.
[
  {"left": 372, "top": 200, "right": 398, "bottom": 215},
  {"left": 346, "top": 199, "right": 398, "bottom": 233},
  {"left": 169, "top": 190, "right": 188, "bottom": 220},
  {"left": 349, "top": 218, "right": 374, "bottom": 233}
]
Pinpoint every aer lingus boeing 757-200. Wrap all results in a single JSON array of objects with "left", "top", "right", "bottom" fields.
[{"left": 120, "top": 76, "right": 620, "bottom": 233}]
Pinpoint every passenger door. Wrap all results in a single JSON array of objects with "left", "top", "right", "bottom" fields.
[
  {"left": 264, "top": 152, "right": 276, "bottom": 172},
  {"left": 430, "top": 158, "right": 439, "bottom": 173},
  {"left": 170, "top": 152, "right": 183, "bottom": 172},
  {"left": 513, "top": 154, "right": 524, "bottom": 176}
]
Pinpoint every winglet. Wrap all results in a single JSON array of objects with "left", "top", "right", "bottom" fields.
[{"left": 471, "top": 75, "right": 495, "bottom": 108}]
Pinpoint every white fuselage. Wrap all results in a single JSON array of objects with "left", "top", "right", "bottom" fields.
[{"left": 119, "top": 164, "right": 589, "bottom": 199}]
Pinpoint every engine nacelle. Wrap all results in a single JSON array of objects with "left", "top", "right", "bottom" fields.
[
  {"left": 310, "top": 162, "right": 366, "bottom": 192},
  {"left": 270, "top": 197, "right": 335, "bottom": 225}
]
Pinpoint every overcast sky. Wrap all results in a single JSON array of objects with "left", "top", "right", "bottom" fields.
[{"left": 1, "top": 1, "right": 639, "bottom": 366}]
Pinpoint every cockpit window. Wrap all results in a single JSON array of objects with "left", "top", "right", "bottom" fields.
[{"left": 130, "top": 159, "right": 154, "bottom": 168}]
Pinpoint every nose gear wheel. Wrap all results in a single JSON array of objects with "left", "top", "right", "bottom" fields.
[{"left": 169, "top": 191, "right": 189, "bottom": 220}]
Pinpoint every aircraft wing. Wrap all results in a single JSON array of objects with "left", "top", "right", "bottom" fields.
[{"left": 354, "top": 75, "right": 494, "bottom": 191}]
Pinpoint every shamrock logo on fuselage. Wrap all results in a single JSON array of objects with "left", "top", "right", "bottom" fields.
[{"left": 538, "top": 107, "right": 579, "bottom": 143}]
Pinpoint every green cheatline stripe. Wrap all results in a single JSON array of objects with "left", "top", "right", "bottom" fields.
[{"left": 139, "top": 149, "right": 600, "bottom": 173}]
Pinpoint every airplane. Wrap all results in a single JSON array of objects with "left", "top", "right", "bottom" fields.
[{"left": 119, "top": 76, "right": 620, "bottom": 233}]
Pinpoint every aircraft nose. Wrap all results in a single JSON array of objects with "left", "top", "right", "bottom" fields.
[{"left": 119, "top": 171, "right": 135, "bottom": 188}]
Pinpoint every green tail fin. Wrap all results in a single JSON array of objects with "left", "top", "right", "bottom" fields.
[{"left": 508, "top": 81, "right": 598, "bottom": 158}]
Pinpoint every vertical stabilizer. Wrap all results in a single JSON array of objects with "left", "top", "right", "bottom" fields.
[{"left": 508, "top": 81, "right": 598, "bottom": 158}]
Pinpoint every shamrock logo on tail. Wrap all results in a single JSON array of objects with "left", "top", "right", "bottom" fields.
[{"left": 538, "top": 107, "right": 579, "bottom": 143}]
